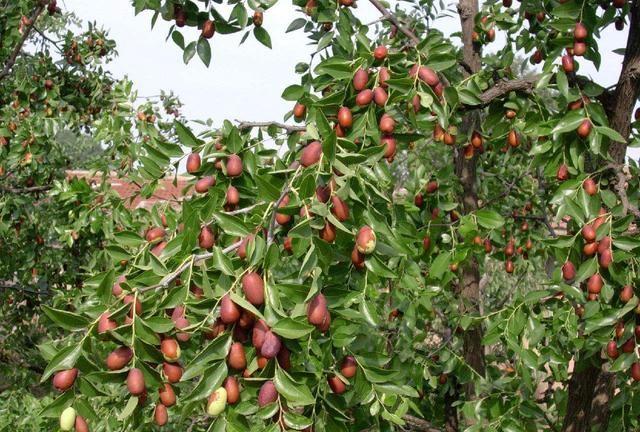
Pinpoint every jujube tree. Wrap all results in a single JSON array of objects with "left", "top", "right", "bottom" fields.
[{"left": 4, "top": 0, "right": 640, "bottom": 430}]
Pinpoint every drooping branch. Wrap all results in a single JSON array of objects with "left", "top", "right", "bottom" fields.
[
  {"left": 477, "top": 75, "right": 540, "bottom": 105},
  {"left": 236, "top": 120, "right": 306, "bottom": 134},
  {"left": 367, "top": 0, "right": 420, "bottom": 46},
  {"left": 0, "top": 184, "right": 52, "bottom": 194},
  {"left": 403, "top": 414, "right": 443, "bottom": 432},
  {"left": 0, "top": 4, "right": 46, "bottom": 82}
]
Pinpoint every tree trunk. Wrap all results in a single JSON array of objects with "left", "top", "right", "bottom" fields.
[
  {"left": 455, "top": 0, "right": 486, "bottom": 400},
  {"left": 562, "top": 4, "right": 639, "bottom": 429}
]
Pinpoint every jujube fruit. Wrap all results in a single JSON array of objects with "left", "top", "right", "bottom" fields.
[
  {"left": 154, "top": 403, "right": 168, "bottom": 426},
  {"left": 195, "top": 176, "right": 215, "bottom": 193},
  {"left": 226, "top": 154, "right": 243, "bottom": 177},
  {"left": 242, "top": 272, "right": 264, "bottom": 306},
  {"left": 258, "top": 380, "right": 278, "bottom": 406},
  {"left": 587, "top": 274, "right": 603, "bottom": 294},
  {"left": 353, "top": 68, "right": 369, "bottom": 91},
  {"left": 337, "top": 107, "right": 353, "bottom": 129},
  {"left": 163, "top": 362, "right": 183, "bottom": 383},
  {"left": 328, "top": 375, "right": 346, "bottom": 394},
  {"left": 53, "top": 368, "right": 78, "bottom": 391},
  {"left": 300, "top": 141, "right": 322, "bottom": 167},
  {"left": 74, "top": 416, "right": 89, "bottom": 432},
  {"left": 379, "top": 113, "right": 395, "bottom": 134},
  {"left": 226, "top": 186, "right": 240, "bottom": 206},
  {"left": 186, "top": 153, "right": 201, "bottom": 174},
  {"left": 159, "top": 382, "right": 176, "bottom": 407},
  {"left": 356, "top": 89, "right": 373, "bottom": 106},
  {"left": 127, "top": 368, "right": 145, "bottom": 396},
  {"left": 260, "top": 330, "right": 282, "bottom": 359},
  {"left": 341, "top": 355, "right": 357, "bottom": 378},
  {"left": 227, "top": 342, "right": 247, "bottom": 370},
  {"left": 198, "top": 225, "right": 215, "bottom": 249},
  {"left": 356, "top": 225, "right": 376, "bottom": 254},
  {"left": 207, "top": 387, "right": 227, "bottom": 415},
  {"left": 60, "top": 407, "right": 76, "bottom": 431},
  {"left": 224, "top": 377, "right": 240, "bottom": 404},
  {"left": 252, "top": 319, "right": 269, "bottom": 349},
  {"left": 202, "top": 20, "right": 215, "bottom": 39},
  {"left": 331, "top": 196, "right": 350, "bottom": 221},
  {"left": 161, "top": 338, "right": 181, "bottom": 362},
  {"left": 373, "top": 45, "right": 388, "bottom": 61},
  {"left": 107, "top": 346, "right": 133, "bottom": 370},
  {"left": 220, "top": 295, "right": 241, "bottom": 324},
  {"left": 307, "top": 293, "right": 328, "bottom": 326}
]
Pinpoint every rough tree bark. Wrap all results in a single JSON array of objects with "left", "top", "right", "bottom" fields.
[
  {"left": 455, "top": 0, "right": 486, "bottom": 401},
  {"left": 561, "top": 3, "right": 640, "bottom": 431}
]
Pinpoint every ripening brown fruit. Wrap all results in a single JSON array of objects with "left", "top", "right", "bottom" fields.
[
  {"left": 202, "top": 20, "right": 215, "bottom": 39},
  {"left": 242, "top": 272, "right": 264, "bottom": 306},
  {"left": 583, "top": 242, "right": 598, "bottom": 256},
  {"left": 356, "top": 89, "right": 373, "bottom": 106},
  {"left": 260, "top": 331, "right": 282, "bottom": 359},
  {"left": 505, "top": 260, "right": 514, "bottom": 274},
  {"left": 353, "top": 68, "right": 369, "bottom": 91},
  {"left": 123, "top": 294, "right": 142, "bottom": 316},
  {"left": 606, "top": 341, "right": 619, "bottom": 359},
  {"left": 252, "top": 319, "right": 269, "bottom": 349},
  {"left": 433, "top": 123, "right": 445, "bottom": 141},
  {"left": 224, "top": 376, "right": 240, "bottom": 404},
  {"left": 574, "top": 22, "right": 588, "bottom": 41},
  {"left": 381, "top": 135, "right": 396, "bottom": 161},
  {"left": 577, "top": 119, "right": 592, "bottom": 138},
  {"left": 425, "top": 180, "right": 438, "bottom": 194},
  {"left": 106, "top": 346, "right": 133, "bottom": 370},
  {"left": 337, "top": 107, "right": 353, "bottom": 129},
  {"left": 275, "top": 194, "right": 292, "bottom": 225},
  {"left": 341, "top": 356, "right": 357, "bottom": 378},
  {"left": 356, "top": 226, "right": 376, "bottom": 254},
  {"left": 599, "top": 248, "right": 612, "bottom": 268},
  {"left": 471, "top": 131, "right": 483, "bottom": 148},
  {"left": 507, "top": 130, "right": 519, "bottom": 147},
  {"left": 293, "top": 102, "right": 306, "bottom": 120},
  {"left": 443, "top": 132, "right": 456, "bottom": 146},
  {"left": 581, "top": 224, "right": 596, "bottom": 243},
  {"left": 373, "top": 87, "right": 388, "bottom": 106},
  {"left": 556, "top": 164, "right": 569, "bottom": 181},
  {"left": 351, "top": 246, "right": 365, "bottom": 269},
  {"left": 186, "top": 153, "right": 201, "bottom": 174},
  {"left": 227, "top": 342, "right": 247, "bottom": 370},
  {"left": 277, "top": 346, "right": 291, "bottom": 370},
  {"left": 505, "top": 109, "right": 517, "bottom": 120},
  {"left": 161, "top": 339, "right": 181, "bottom": 362},
  {"left": 127, "top": 368, "right": 145, "bottom": 396},
  {"left": 98, "top": 312, "right": 117, "bottom": 333},
  {"left": 587, "top": 273, "right": 603, "bottom": 294},
  {"left": 328, "top": 375, "right": 346, "bottom": 394},
  {"left": 503, "top": 0, "right": 512, "bottom": 6},
  {"left": 146, "top": 227, "right": 166, "bottom": 243},
  {"left": 417, "top": 66, "right": 439, "bottom": 87},
  {"left": 220, "top": 295, "right": 241, "bottom": 324},
  {"left": 154, "top": 403, "right": 168, "bottom": 426},
  {"left": 320, "top": 221, "right": 336, "bottom": 243},
  {"left": 238, "top": 310, "right": 255, "bottom": 329},
  {"left": 631, "top": 363, "right": 640, "bottom": 381},
  {"left": 484, "top": 238, "right": 492, "bottom": 253},
  {"left": 531, "top": 49, "right": 543, "bottom": 64},
  {"left": 53, "top": 368, "right": 78, "bottom": 391},
  {"left": 159, "top": 383, "right": 176, "bottom": 407},
  {"left": 562, "top": 54, "right": 574, "bottom": 73},
  {"left": 613, "top": 0, "right": 626, "bottom": 7},
  {"left": 163, "top": 362, "right": 183, "bottom": 383},
  {"left": 505, "top": 241, "right": 515, "bottom": 257},
  {"left": 573, "top": 41, "right": 587, "bottom": 57},
  {"left": 226, "top": 154, "right": 243, "bottom": 177},
  {"left": 253, "top": 10, "right": 263, "bottom": 26},
  {"left": 300, "top": 140, "right": 323, "bottom": 167},
  {"left": 414, "top": 193, "right": 424, "bottom": 208},
  {"left": 225, "top": 186, "right": 240, "bottom": 207},
  {"left": 422, "top": 235, "right": 431, "bottom": 251},
  {"left": 307, "top": 293, "right": 328, "bottom": 326},
  {"left": 378, "top": 66, "right": 390, "bottom": 88},
  {"left": 331, "top": 196, "right": 350, "bottom": 221},
  {"left": 583, "top": 178, "right": 597, "bottom": 196},
  {"left": 258, "top": 380, "right": 278, "bottom": 407},
  {"left": 379, "top": 113, "right": 395, "bottom": 134},
  {"left": 620, "top": 285, "right": 634, "bottom": 303},
  {"left": 198, "top": 225, "right": 215, "bottom": 249},
  {"left": 373, "top": 45, "right": 388, "bottom": 61},
  {"left": 195, "top": 176, "right": 215, "bottom": 193},
  {"left": 74, "top": 416, "right": 89, "bottom": 432},
  {"left": 622, "top": 337, "right": 635, "bottom": 353}
]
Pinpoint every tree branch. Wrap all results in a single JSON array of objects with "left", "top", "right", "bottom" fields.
[
  {"left": 139, "top": 240, "right": 243, "bottom": 293},
  {"left": 0, "top": 184, "right": 52, "bottom": 194},
  {"left": 477, "top": 75, "right": 539, "bottom": 106},
  {"left": 0, "top": 4, "right": 46, "bottom": 82},
  {"left": 236, "top": 120, "right": 305, "bottom": 135},
  {"left": 366, "top": 0, "right": 420, "bottom": 46},
  {"left": 403, "top": 414, "right": 443, "bottom": 432},
  {"left": 223, "top": 201, "right": 266, "bottom": 215}
]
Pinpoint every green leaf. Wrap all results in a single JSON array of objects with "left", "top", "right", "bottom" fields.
[
  {"left": 41, "top": 343, "right": 83, "bottom": 382},
  {"left": 282, "top": 84, "right": 304, "bottom": 101},
  {"left": 174, "top": 120, "right": 200, "bottom": 147},
  {"left": 552, "top": 110, "right": 584, "bottom": 134},
  {"left": 274, "top": 367, "right": 315, "bottom": 406},
  {"left": 272, "top": 318, "right": 314, "bottom": 339},
  {"left": 197, "top": 37, "right": 212, "bottom": 67},
  {"left": 183, "top": 362, "right": 228, "bottom": 403},
  {"left": 595, "top": 126, "right": 625, "bottom": 143},
  {"left": 183, "top": 41, "right": 197, "bottom": 64},
  {"left": 212, "top": 212, "right": 250, "bottom": 237},
  {"left": 476, "top": 209, "right": 505, "bottom": 229},
  {"left": 253, "top": 27, "right": 272, "bottom": 48},
  {"left": 286, "top": 18, "right": 307, "bottom": 33},
  {"left": 42, "top": 306, "right": 89, "bottom": 331},
  {"left": 117, "top": 396, "right": 139, "bottom": 421}
]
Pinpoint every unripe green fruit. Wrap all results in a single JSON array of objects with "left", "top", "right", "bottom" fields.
[
  {"left": 207, "top": 387, "right": 227, "bottom": 416},
  {"left": 60, "top": 407, "right": 76, "bottom": 431}
]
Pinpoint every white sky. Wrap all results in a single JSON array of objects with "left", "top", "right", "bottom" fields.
[{"left": 62, "top": 0, "right": 637, "bottom": 160}]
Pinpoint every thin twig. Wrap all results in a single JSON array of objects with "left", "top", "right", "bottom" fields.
[
  {"left": 236, "top": 120, "right": 306, "bottom": 135},
  {"left": 0, "top": 184, "right": 52, "bottom": 194},
  {"left": 367, "top": 0, "right": 420, "bottom": 45},
  {"left": 139, "top": 240, "right": 243, "bottom": 293},
  {"left": 223, "top": 201, "right": 265, "bottom": 215},
  {"left": 0, "top": 4, "right": 46, "bottom": 81}
]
